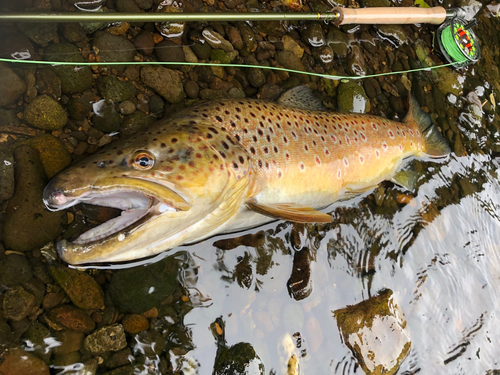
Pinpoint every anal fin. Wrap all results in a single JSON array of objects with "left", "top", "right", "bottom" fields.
[
  {"left": 391, "top": 169, "right": 419, "bottom": 191},
  {"left": 246, "top": 199, "right": 332, "bottom": 223}
]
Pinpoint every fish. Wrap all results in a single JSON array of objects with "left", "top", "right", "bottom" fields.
[{"left": 43, "top": 86, "right": 450, "bottom": 264}]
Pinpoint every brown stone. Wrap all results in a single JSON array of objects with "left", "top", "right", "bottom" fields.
[
  {"left": 49, "top": 305, "right": 96, "bottom": 333},
  {"left": 122, "top": 314, "right": 149, "bottom": 333}
]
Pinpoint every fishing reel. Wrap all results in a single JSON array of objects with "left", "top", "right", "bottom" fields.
[{"left": 435, "top": 9, "right": 480, "bottom": 68}]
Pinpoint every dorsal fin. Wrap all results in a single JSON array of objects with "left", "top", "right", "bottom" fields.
[{"left": 278, "top": 85, "right": 326, "bottom": 111}]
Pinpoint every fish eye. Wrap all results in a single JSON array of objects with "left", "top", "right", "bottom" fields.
[{"left": 132, "top": 151, "right": 155, "bottom": 170}]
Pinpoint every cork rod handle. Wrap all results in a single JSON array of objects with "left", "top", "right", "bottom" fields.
[{"left": 331, "top": 6, "right": 447, "bottom": 25}]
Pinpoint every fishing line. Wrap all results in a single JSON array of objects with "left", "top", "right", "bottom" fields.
[{"left": 0, "top": 57, "right": 456, "bottom": 81}]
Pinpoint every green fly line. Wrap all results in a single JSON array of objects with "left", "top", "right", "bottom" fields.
[{"left": 0, "top": 57, "right": 455, "bottom": 81}]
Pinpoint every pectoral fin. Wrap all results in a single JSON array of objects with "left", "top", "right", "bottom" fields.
[{"left": 246, "top": 199, "right": 332, "bottom": 223}]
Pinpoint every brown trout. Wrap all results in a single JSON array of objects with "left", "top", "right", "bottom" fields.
[{"left": 43, "top": 86, "right": 450, "bottom": 264}]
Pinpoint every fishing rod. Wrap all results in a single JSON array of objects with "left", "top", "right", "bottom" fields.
[{"left": 0, "top": 6, "right": 480, "bottom": 68}]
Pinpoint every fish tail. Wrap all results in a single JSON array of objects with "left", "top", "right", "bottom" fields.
[{"left": 404, "top": 95, "right": 451, "bottom": 157}]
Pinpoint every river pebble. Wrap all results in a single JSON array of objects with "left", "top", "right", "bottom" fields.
[
  {"left": 97, "top": 75, "right": 137, "bottom": 103},
  {"left": 0, "top": 149, "right": 14, "bottom": 202},
  {"left": 24, "top": 95, "right": 68, "bottom": 130},
  {"left": 0, "top": 347, "right": 50, "bottom": 375},
  {"left": 140, "top": 66, "right": 185, "bottom": 103},
  {"left": 3, "top": 286, "right": 37, "bottom": 321},
  {"left": 2, "top": 145, "right": 66, "bottom": 251},
  {"left": 0, "top": 63, "right": 27, "bottom": 107},
  {"left": 49, "top": 304, "right": 96, "bottom": 333},
  {"left": 53, "top": 329, "right": 85, "bottom": 355},
  {"left": 84, "top": 323, "right": 127, "bottom": 354},
  {"left": 134, "top": 30, "right": 155, "bottom": 55},
  {"left": 49, "top": 263, "right": 105, "bottom": 310}
]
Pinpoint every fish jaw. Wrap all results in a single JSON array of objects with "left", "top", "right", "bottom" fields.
[{"left": 43, "top": 120, "right": 257, "bottom": 264}]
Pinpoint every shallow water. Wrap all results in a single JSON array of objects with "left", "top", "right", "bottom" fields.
[{"left": 1, "top": 0, "right": 500, "bottom": 374}]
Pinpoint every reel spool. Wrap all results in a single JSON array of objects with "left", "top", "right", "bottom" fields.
[{"left": 435, "top": 17, "right": 480, "bottom": 68}]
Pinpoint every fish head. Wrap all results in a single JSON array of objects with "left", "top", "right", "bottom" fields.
[{"left": 43, "top": 119, "right": 254, "bottom": 264}]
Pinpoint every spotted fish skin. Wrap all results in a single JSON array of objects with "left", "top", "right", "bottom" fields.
[
  {"left": 180, "top": 97, "right": 426, "bottom": 212},
  {"left": 43, "top": 86, "right": 449, "bottom": 264}
]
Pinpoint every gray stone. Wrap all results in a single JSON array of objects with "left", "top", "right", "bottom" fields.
[
  {"left": 0, "top": 63, "right": 26, "bottom": 107},
  {"left": 97, "top": 75, "right": 137, "bottom": 103},
  {"left": 275, "top": 50, "right": 305, "bottom": 72},
  {"left": 246, "top": 68, "right": 266, "bottom": 88},
  {"left": 148, "top": 95, "right": 164, "bottom": 114},
  {"left": 92, "top": 102, "right": 122, "bottom": 133},
  {"left": 140, "top": 66, "right": 185, "bottom": 103},
  {"left": 155, "top": 39, "right": 185, "bottom": 64},
  {"left": 67, "top": 97, "right": 92, "bottom": 121},
  {"left": 84, "top": 324, "right": 127, "bottom": 354},
  {"left": 327, "top": 27, "right": 349, "bottom": 58},
  {"left": 2, "top": 145, "right": 66, "bottom": 252},
  {"left": 302, "top": 23, "right": 325, "bottom": 47},
  {"left": 0, "top": 150, "right": 14, "bottom": 202},
  {"left": 3, "top": 286, "right": 36, "bottom": 321}
]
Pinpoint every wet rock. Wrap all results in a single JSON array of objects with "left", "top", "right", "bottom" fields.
[
  {"left": 228, "top": 87, "right": 246, "bottom": 99},
  {"left": 0, "top": 31, "right": 35, "bottom": 60},
  {"left": 141, "top": 66, "right": 185, "bottom": 103},
  {"left": 42, "top": 289, "right": 66, "bottom": 310},
  {"left": 210, "top": 49, "right": 231, "bottom": 64},
  {"left": 53, "top": 329, "right": 85, "bottom": 355},
  {"left": 334, "top": 289, "right": 411, "bottom": 375},
  {"left": 92, "top": 100, "right": 121, "bottom": 133},
  {"left": 53, "top": 351, "right": 82, "bottom": 367},
  {"left": 281, "top": 35, "right": 304, "bottom": 58},
  {"left": 17, "top": 22, "right": 57, "bottom": 46},
  {"left": 0, "top": 150, "right": 14, "bottom": 202},
  {"left": 155, "top": 39, "right": 186, "bottom": 63},
  {"left": 61, "top": 23, "right": 87, "bottom": 43},
  {"left": 199, "top": 89, "right": 228, "bottom": 100},
  {"left": 0, "top": 63, "right": 27, "bottom": 107},
  {"left": 211, "top": 318, "right": 265, "bottom": 375},
  {"left": 346, "top": 45, "right": 368, "bottom": 77},
  {"left": 84, "top": 324, "right": 127, "bottom": 354},
  {"left": 313, "top": 45, "right": 334, "bottom": 70},
  {"left": 287, "top": 248, "right": 312, "bottom": 301},
  {"left": 22, "top": 322, "right": 52, "bottom": 362},
  {"left": 0, "top": 108, "right": 21, "bottom": 127},
  {"left": 239, "top": 24, "right": 256, "bottom": 55},
  {"left": 146, "top": 95, "right": 162, "bottom": 115},
  {"left": 22, "top": 277, "right": 46, "bottom": 308},
  {"left": 134, "top": 31, "right": 154, "bottom": 55},
  {"left": 302, "top": 23, "right": 325, "bottom": 47},
  {"left": 93, "top": 31, "right": 136, "bottom": 65},
  {"left": 276, "top": 50, "right": 305, "bottom": 72},
  {"left": 120, "top": 111, "right": 156, "bottom": 136},
  {"left": 122, "top": 314, "right": 149, "bottom": 333},
  {"left": 257, "top": 84, "right": 285, "bottom": 101},
  {"left": 225, "top": 25, "right": 243, "bottom": 50},
  {"left": 3, "top": 286, "right": 37, "bottom": 321},
  {"left": 191, "top": 41, "right": 212, "bottom": 60},
  {"left": 337, "top": 80, "right": 369, "bottom": 113},
  {"left": 49, "top": 305, "right": 96, "bottom": 333},
  {"left": 363, "top": 78, "right": 381, "bottom": 99},
  {"left": 67, "top": 97, "right": 92, "bottom": 121},
  {"left": 118, "top": 100, "right": 136, "bottom": 115},
  {"left": 68, "top": 0, "right": 105, "bottom": 10},
  {"left": 327, "top": 27, "right": 349, "bottom": 58},
  {"left": 0, "top": 317, "right": 14, "bottom": 351},
  {"left": 135, "top": 330, "right": 167, "bottom": 357},
  {"left": 246, "top": 67, "right": 266, "bottom": 88},
  {"left": 202, "top": 28, "right": 234, "bottom": 52},
  {"left": 97, "top": 75, "right": 137, "bottom": 103},
  {"left": 21, "top": 134, "right": 72, "bottom": 178},
  {"left": 105, "top": 348, "right": 133, "bottom": 369},
  {"left": 43, "top": 43, "right": 93, "bottom": 94},
  {"left": 36, "top": 68, "right": 62, "bottom": 98},
  {"left": 0, "top": 254, "right": 33, "bottom": 286},
  {"left": 29, "top": 257, "right": 52, "bottom": 284},
  {"left": 108, "top": 255, "right": 180, "bottom": 313},
  {"left": 24, "top": 95, "right": 67, "bottom": 130},
  {"left": 135, "top": 0, "right": 153, "bottom": 9},
  {"left": 376, "top": 25, "right": 408, "bottom": 46},
  {"left": 2, "top": 145, "right": 66, "bottom": 251},
  {"left": 49, "top": 263, "right": 105, "bottom": 310},
  {"left": 116, "top": 0, "right": 141, "bottom": 13},
  {"left": 0, "top": 347, "right": 50, "bottom": 375}
]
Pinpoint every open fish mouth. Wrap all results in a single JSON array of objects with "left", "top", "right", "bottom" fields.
[{"left": 43, "top": 179, "right": 190, "bottom": 246}]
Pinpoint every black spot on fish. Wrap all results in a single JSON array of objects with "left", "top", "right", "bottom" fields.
[
  {"left": 221, "top": 141, "right": 229, "bottom": 150},
  {"left": 215, "top": 115, "right": 223, "bottom": 122}
]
